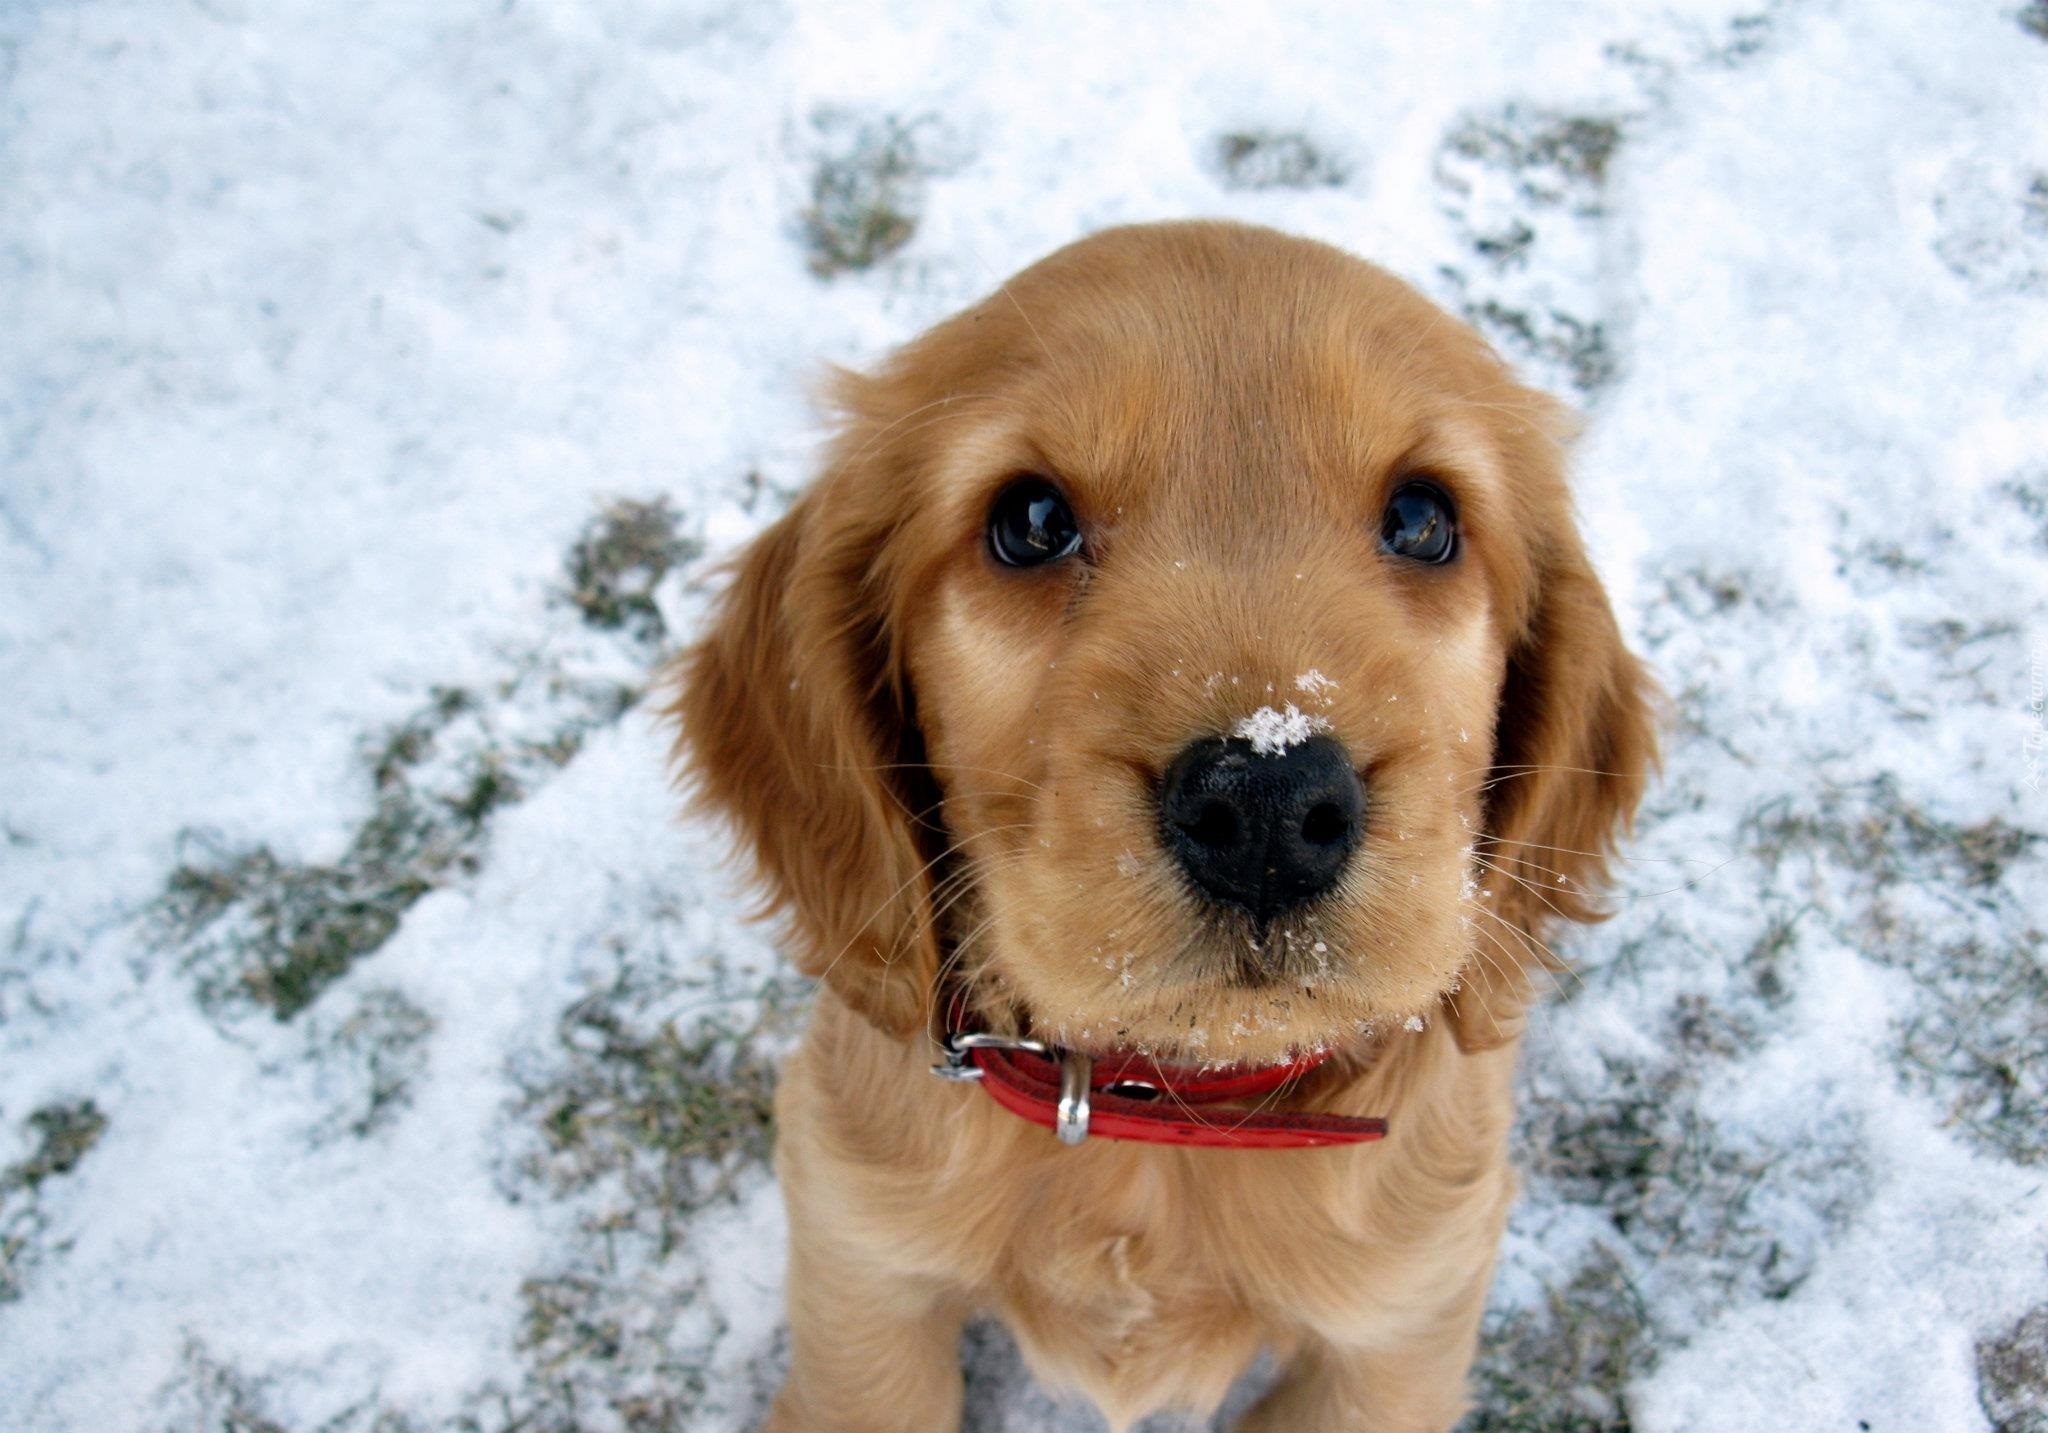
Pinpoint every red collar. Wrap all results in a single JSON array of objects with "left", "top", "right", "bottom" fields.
[{"left": 931, "top": 994, "right": 1388, "bottom": 1150}]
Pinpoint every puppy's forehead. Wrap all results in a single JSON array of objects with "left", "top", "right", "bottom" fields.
[{"left": 919, "top": 228, "right": 1509, "bottom": 532}]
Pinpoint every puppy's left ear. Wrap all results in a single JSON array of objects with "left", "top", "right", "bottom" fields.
[{"left": 1451, "top": 432, "right": 1659, "bottom": 1052}]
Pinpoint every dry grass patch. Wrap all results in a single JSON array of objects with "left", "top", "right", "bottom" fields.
[
  {"left": 1212, "top": 130, "right": 1348, "bottom": 190},
  {"left": 801, "top": 114, "right": 931, "bottom": 277},
  {"left": 1, "top": 1099, "right": 108, "bottom": 1302},
  {"left": 157, "top": 498, "right": 695, "bottom": 1023}
]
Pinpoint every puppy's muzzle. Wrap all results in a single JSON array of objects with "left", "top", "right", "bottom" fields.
[{"left": 1158, "top": 734, "right": 1364, "bottom": 930}]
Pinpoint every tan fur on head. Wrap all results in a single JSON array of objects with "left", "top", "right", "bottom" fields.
[{"left": 666, "top": 221, "right": 1655, "bottom": 1432}]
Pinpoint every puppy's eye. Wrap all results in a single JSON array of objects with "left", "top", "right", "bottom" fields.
[
  {"left": 1379, "top": 481, "right": 1457, "bottom": 564},
  {"left": 988, "top": 477, "right": 1084, "bottom": 567}
]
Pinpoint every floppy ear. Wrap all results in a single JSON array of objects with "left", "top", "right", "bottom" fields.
[
  {"left": 667, "top": 463, "right": 941, "bottom": 1040},
  {"left": 1450, "top": 500, "right": 1659, "bottom": 1052}
]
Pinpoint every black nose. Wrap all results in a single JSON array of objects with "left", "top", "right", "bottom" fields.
[{"left": 1158, "top": 735, "right": 1365, "bottom": 926}]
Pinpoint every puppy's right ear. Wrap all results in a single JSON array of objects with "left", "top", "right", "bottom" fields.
[{"left": 667, "top": 482, "right": 939, "bottom": 1039}]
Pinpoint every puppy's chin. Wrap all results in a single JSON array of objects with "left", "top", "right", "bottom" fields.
[{"left": 989, "top": 935, "right": 1469, "bottom": 1069}]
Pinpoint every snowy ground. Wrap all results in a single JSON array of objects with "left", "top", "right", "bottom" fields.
[{"left": 4, "top": 2, "right": 2047, "bottom": 1429}]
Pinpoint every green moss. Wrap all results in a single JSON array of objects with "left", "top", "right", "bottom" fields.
[
  {"left": 1, "top": 1099, "right": 109, "bottom": 1302},
  {"left": 1437, "top": 104, "right": 1626, "bottom": 394},
  {"left": 369, "top": 687, "right": 473, "bottom": 791},
  {"left": 3, "top": 1100, "right": 107, "bottom": 1196},
  {"left": 1711, "top": 14, "right": 1772, "bottom": 65},
  {"left": 1465, "top": 1249, "right": 1648, "bottom": 1432},
  {"left": 1744, "top": 775, "right": 2038, "bottom": 892},
  {"left": 520, "top": 1273, "right": 625, "bottom": 1366},
  {"left": 521, "top": 728, "right": 586, "bottom": 770},
  {"left": 511, "top": 1269, "right": 716, "bottom": 1431},
  {"left": 161, "top": 857, "right": 254, "bottom": 934},
  {"left": 1742, "top": 779, "right": 2045, "bottom": 1165},
  {"left": 1473, "top": 220, "right": 1537, "bottom": 265},
  {"left": 524, "top": 996, "right": 779, "bottom": 1257},
  {"left": 1510, "top": 992, "right": 1865, "bottom": 1325},
  {"left": 486, "top": 970, "right": 799, "bottom": 1431},
  {"left": 447, "top": 753, "right": 522, "bottom": 830},
  {"left": 1980, "top": 1304, "right": 2048, "bottom": 1432},
  {"left": 563, "top": 496, "right": 699, "bottom": 646},
  {"left": 802, "top": 116, "right": 926, "bottom": 277},
  {"left": 1446, "top": 108, "right": 1624, "bottom": 193},
  {"left": 1743, "top": 907, "right": 1807, "bottom": 1006},
  {"left": 161, "top": 499, "right": 695, "bottom": 1022},
  {"left": 2001, "top": 473, "right": 2048, "bottom": 548},
  {"left": 165, "top": 1341, "right": 297, "bottom": 1433},
  {"left": 170, "top": 798, "right": 454, "bottom": 1021},
  {"left": 1464, "top": 301, "right": 1616, "bottom": 393},
  {"left": 1893, "top": 928, "right": 2047, "bottom": 1165},
  {"left": 314, "top": 988, "right": 437, "bottom": 1139},
  {"left": 1213, "top": 130, "right": 1348, "bottom": 190}
]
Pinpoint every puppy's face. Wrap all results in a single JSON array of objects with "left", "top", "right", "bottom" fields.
[
  {"left": 898, "top": 290, "right": 1524, "bottom": 1063},
  {"left": 676, "top": 223, "right": 1652, "bottom": 1064}
]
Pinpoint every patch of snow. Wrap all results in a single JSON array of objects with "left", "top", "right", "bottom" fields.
[
  {"left": 1232, "top": 703, "right": 1333, "bottom": 755},
  {"left": 2, "top": 0, "right": 2045, "bottom": 1429}
]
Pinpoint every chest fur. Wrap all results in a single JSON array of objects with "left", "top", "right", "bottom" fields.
[
  {"left": 788, "top": 1003, "right": 1517, "bottom": 1426},
  {"left": 913, "top": 1128, "right": 1502, "bottom": 1424}
]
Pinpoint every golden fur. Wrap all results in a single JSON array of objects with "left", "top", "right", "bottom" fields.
[{"left": 668, "top": 221, "right": 1656, "bottom": 1431}]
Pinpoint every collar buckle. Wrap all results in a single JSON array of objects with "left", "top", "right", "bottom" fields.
[
  {"left": 1054, "top": 1048, "right": 1093, "bottom": 1145},
  {"left": 929, "top": 1029, "right": 1052, "bottom": 1083},
  {"left": 931, "top": 1024, "right": 1092, "bottom": 1144}
]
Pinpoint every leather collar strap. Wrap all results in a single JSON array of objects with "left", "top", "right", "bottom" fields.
[{"left": 933, "top": 995, "right": 1388, "bottom": 1150}]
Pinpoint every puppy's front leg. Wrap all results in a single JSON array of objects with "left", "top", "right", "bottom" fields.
[
  {"left": 1233, "top": 1308, "right": 1485, "bottom": 1433},
  {"left": 763, "top": 1216, "right": 968, "bottom": 1433}
]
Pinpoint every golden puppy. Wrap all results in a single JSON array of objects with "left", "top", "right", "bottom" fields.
[{"left": 669, "top": 221, "right": 1655, "bottom": 1432}]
